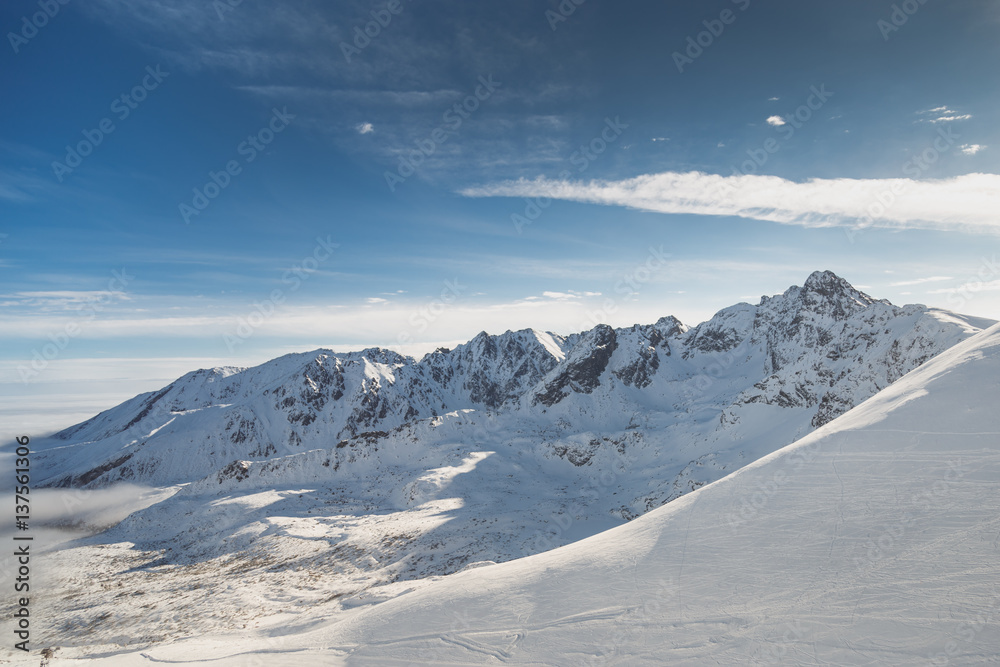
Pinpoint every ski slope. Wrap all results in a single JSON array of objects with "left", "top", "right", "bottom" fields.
[{"left": 49, "top": 322, "right": 1000, "bottom": 665}]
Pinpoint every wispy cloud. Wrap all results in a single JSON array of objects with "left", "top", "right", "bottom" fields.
[
  {"left": 917, "top": 107, "right": 973, "bottom": 123},
  {"left": 460, "top": 171, "right": 1000, "bottom": 233},
  {"left": 0, "top": 167, "right": 59, "bottom": 203},
  {"left": 237, "top": 85, "right": 462, "bottom": 107},
  {"left": 889, "top": 276, "right": 952, "bottom": 287},
  {"left": 0, "top": 299, "right": 661, "bottom": 350},
  {"left": 766, "top": 115, "right": 786, "bottom": 127},
  {"left": 356, "top": 122, "right": 375, "bottom": 135},
  {"left": 1, "top": 290, "right": 131, "bottom": 310},
  {"left": 77, "top": 0, "right": 456, "bottom": 90},
  {"left": 541, "top": 290, "right": 602, "bottom": 300},
  {"left": 928, "top": 114, "right": 972, "bottom": 123},
  {"left": 80, "top": 0, "right": 345, "bottom": 76},
  {"left": 960, "top": 144, "right": 986, "bottom": 155},
  {"left": 928, "top": 280, "right": 1000, "bottom": 294}
]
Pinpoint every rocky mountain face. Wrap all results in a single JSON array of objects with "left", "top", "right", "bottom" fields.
[
  {"left": 30, "top": 270, "right": 994, "bottom": 648},
  {"left": 40, "top": 271, "right": 986, "bottom": 494}
]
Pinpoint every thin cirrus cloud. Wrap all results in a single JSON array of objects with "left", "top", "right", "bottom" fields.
[
  {"left": 0, "top": 299, "right": 643, "bottom": 354},
  {"left": 541, "top": 291, "right": 602, "bottom": 300},
  {"left": 889, "top": 276, "right": 953, "bottom": 287},
  {"left": 2, "top": 290, "right": 131, "bottom": 309},
  {"left": 917, "top": 107, "right": 973, "bottom": 124},
  {"left": 928, "top": 280, "right": 1000, "bottom": 295},
  {"left": 927, "top": 114, "right": 973, "bottom": 123},
  {"left": 238, "top": 86, "right": 462, "bottom": 107},
  {"left": 460, "top": 171, "right": 1000, "bottom": 233}
]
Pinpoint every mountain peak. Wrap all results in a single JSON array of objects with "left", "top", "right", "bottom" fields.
[
  {"left": 37, "top": 274, "right": 990, "bottom": 489},
  {"left": 788, "top": 270, "right": 884, "bottom": 316},
  {"left": 803, "top": 270, "right": 853, "bottom": 294},
  {"left": 654, "top": 315, "right": 687, "bottom": 337}
]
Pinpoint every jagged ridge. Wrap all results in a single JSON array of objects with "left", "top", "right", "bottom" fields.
[{"left": 37, "top": 271, "right": 989, "bottom": 499}]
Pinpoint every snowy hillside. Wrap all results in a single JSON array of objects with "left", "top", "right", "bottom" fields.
[
  {"left": 11, "top": 271, "right": 996, "bottom": 662},
  {"left": 304, "top": 321, "right": 1000, "bottom": 666},
  {"left": 48, "top": 321, "right": 1000, "bottom": 665},
  {"left": 35, "top": 271, "right": 989, "bottom": 501}
]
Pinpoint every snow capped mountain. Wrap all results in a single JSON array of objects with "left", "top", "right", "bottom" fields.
[
  {"left": 423, "top": 328, "right": 569, "bottom": 408},
  {"left": 26, "top": 298, "right": 1000, "bottom": 665},
  {"left": 20, "top": 271, "right": 997, "bottom": 658},
  {"left": 37, "top": 271, "right": 988, "bottom": 495},
  {"left": 232, "top": 321, "right": 998, "bottom": 666}
]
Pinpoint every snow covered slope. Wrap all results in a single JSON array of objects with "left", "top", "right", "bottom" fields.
[
  {"left": 34, "top": 271, "right": 989, "bottom": 509},
  {"left": 67, "top": 321, "right": 999, "bottom": 665}
]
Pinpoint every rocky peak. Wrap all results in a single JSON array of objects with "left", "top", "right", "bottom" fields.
[
  {"left": 803, "top": 269, "right": 853, "bottom": 294},
  {"left": 533, "top": 324, "right": 618, "bottom": 406},
  {"left": 468, "top": 331, "right": 497, "bottom": 357},
  {"left": 37, "top": 272, "right": 992, "bottom": 491},
  {"left": 787, "top": 270, "right": 883, "bottom": 320},
  {"left": 747, "top": 272, "right": 887, "bottom": 364},
  {"left": 418, "top": 328, "right": 566, "bottom": 409},
  {"left": 654, "top": 315, "right": 687, "bottom": 338},
  {"left": 683, "top": 303, "right": 757, "bottom": 355},
  {"left": 349, "top": 347, "right": 411, "bottom": 366}
]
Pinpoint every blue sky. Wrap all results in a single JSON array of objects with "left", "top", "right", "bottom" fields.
[{"left": 2, "top": 0, "right": 999, "bottom": 437}]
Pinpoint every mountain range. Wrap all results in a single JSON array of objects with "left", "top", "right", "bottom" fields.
[{"left": 23, "top": 270, "right": 997, "bottom": 658}]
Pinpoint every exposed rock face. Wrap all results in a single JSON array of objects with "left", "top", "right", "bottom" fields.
[
  {"left": 534, "top": 325, "right": 618, "bottom": 406},
  {"left": 31, "top": 271, "right": 994, "bottom": 647},
  {"left": 38, "top": 271, "right": 987, "bottom": 491},
  {"left": 704, "top": 272, "right": 957, "bottom": 428},
  {"left": 610, "top": 318, "right": 683, "bottom": 389},
  {"left": 423, "top": 329, "right": 567, "bottom": 408}
]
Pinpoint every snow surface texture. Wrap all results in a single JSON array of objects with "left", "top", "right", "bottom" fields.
[
  {"left": 32, "top": 319, "right": 1000, "bottom": 665},
  {"left": 4, "top": 271, "right": 997, "bottom": 663},
  {"left": 34, "top": 271, "right": 989, "bottom": 506}
]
